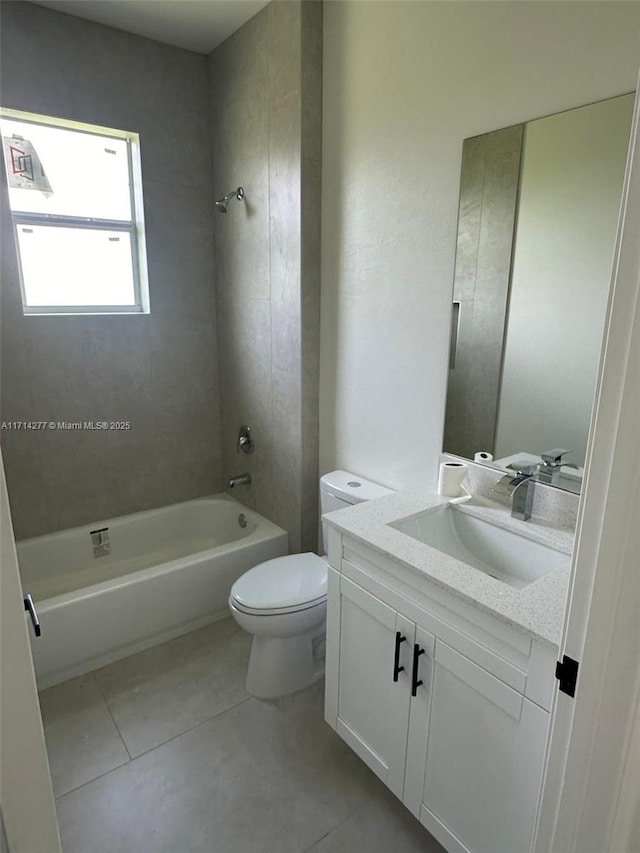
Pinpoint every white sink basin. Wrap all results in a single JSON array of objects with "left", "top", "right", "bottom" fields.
[{"left": 389, "top": 505, "right": 570, "bottom": 589}]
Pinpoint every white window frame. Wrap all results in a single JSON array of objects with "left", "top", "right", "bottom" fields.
[{"left": 1, "top": 108, "right": 149, "bottom": 315}]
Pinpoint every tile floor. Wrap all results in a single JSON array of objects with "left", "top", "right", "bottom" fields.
[{"left": 40, "top": 618, "right": 445, "bottom": 853}]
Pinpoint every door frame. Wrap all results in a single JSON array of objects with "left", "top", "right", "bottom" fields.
[{"left": 534, "top": 76, "right": 640, "bottom": 853}]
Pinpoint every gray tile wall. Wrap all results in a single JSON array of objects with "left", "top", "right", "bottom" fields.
[
  {"left": 0, "top": 2, "right": 222, "bottom": 539},
  {"left": 210, "top": 1, "right": 322, "bottom": 553},
  {"left": 443, "top": 125, "right": 523, "bottom": 460}
]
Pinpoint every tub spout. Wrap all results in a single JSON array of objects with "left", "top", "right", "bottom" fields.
[{"left": 227, "top": 473, "right": 251, "bottom": 488}]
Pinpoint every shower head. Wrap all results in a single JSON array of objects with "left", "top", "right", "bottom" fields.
[{"left": 215, "top": 186, "right": 245, "bottom": 213}]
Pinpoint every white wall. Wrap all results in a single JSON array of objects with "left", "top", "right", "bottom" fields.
[
  {"left": 320, "top": 1, "right": 640, "bottom": 491},
  {"left": 495, "top": 95, "right": 633, "bottom": 467}
]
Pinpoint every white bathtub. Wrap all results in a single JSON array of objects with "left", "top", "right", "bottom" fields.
[{"left": 17, "top": 494, "right": 288, "bottom": 688}]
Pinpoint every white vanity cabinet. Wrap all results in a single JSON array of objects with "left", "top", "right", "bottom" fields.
[{"left": 325, "top": 532, "right": 557, "bottom": 853}]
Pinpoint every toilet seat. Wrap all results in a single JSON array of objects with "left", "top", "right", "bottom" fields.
[{"left": 230, "top": 553, "right": 327, "bottom": 615}]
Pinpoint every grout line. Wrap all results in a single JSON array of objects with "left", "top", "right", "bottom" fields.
[
  {"left": 91, "top": 672, "right": 133, "bottom": 761},
  {"left": 55, "top": 694, "right": 255, "bottom": 803},
  {"left": 54, "top": 753, "right": 130, "bottom": 804},
  {"left": 130, "top": 695, "right": 254, "bottom": 761},
  {"left": 300, "top": 811, "right": 355, "bottom": 853}
]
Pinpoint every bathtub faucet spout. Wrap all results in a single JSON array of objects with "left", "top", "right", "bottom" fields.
[{"left": 227, "top": 472, "right": 251, "bottom": 488}]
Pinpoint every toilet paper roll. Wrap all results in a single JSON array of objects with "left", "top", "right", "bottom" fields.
[
  {"left": 474, "top": 451, "right": 494, "bottom": 463},
  {"left": 438, "top": 462, "right": 468, "bottom": 498}
]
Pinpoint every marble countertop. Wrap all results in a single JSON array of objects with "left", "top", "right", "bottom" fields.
[{"left": 323, "top": 487, "right": 575, "bottom": 647}]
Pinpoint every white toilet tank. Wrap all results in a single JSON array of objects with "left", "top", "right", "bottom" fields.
[{"left": 319, "top": 470, "right": 394, "bottom": 551}]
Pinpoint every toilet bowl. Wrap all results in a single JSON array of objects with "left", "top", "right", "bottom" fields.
[
  {"left": 229, "top": 470, "right": 394, "bottom": 699},
  {"left": 229, "top": 553, "right": 328, "bottom": 699}
]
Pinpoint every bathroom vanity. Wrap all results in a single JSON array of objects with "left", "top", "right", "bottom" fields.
[
  {"left": 323, "top": 478, "right": 575, "bottom": 853},
  {"left": 320, "top": 91, "right": 625, "bottom": 853}
]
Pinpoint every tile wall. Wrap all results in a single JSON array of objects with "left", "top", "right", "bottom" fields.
[{"left": 211, "top": 1, "right": 322, "bottom": 552}]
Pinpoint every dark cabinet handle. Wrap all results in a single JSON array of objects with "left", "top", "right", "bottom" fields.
[
  {"left": 24, "top": 593, "right": 41, "bottom": 637},
  {"left": 412, "top": 644, "right": 425, "bottom": 696},
  {"left": 393, "top": 631, "right": 406, "bottom": 682}
]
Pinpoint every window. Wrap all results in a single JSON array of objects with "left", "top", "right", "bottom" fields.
[{"left": 1, "top": 109, "right": 149, "bottom": 314}]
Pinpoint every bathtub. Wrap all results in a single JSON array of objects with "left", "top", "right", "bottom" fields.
[{"left": 17, "top": 494, "right": 288, "bottom": 688}]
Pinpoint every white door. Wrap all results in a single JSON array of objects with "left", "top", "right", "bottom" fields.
[
  {"left": 335, "top": 576, "right": 414, "bottom": 798},
  {"left": 419, "top": 641, "right": 549, "bottom": 853},
  {"left": 0, "top": 455, "right": 61, "bottom": 852},
  {"left": 533, "top": 81, "right": 640, "bottom": 853}
]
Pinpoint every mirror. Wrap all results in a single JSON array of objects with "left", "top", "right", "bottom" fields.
[{"left": 444, "top": 93, "right": 634, "bottom": 493}]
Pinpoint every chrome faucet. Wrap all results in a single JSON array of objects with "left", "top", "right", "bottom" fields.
[
  {"left": 537, "top": 448, "right": 575, "bottom": 486},
  {"left": 227, "top": 473, "right": 251, "bottom": 488},
  {"left": 493, "top": 467, "right": 536, "bottom": 521}
]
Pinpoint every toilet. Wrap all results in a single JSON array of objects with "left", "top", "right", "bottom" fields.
[{"left": 229, "top": 470, "right": 394, "bottom": 699}]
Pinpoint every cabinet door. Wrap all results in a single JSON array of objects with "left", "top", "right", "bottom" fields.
[
  {"left": 403, "top": 625, "right": 436, "bottom": 818},
  {"left": 335, "top": 576, "right": 414, "bottom": 799},
  {"left": 419, "top": 641, "right": 549, "bottom": 853}
]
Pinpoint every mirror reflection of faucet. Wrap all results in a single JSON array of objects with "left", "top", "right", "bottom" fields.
[{"left": 537, "top": 448, "right": 577, "bottom": 485}]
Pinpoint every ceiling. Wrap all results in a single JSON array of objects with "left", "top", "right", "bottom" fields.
[{"left": 27, "top": 0, "right": 271, "bottom": 54}]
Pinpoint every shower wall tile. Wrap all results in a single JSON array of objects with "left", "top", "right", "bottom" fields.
[
  {"left": 22, "top": 317, "right": 154, "bottom": 422},
  {"left": 0, "top": 2, "right": 222, "bottom": 539},
  {"left": 301, "top": 386, "right": 321, "bottom": 551},
  {"left": 210, "top": 0, "right": 321, "bottom": 554},
  {"left": 212, "top": 10, "right": 269, "bottom": 113},
  {"left": 266, "top": 447, "right": 303, "bottom": 543},
  {"left": 301, "top": 1, "right": 323, "bottom": 166},
  {"left": 271, "top": 299, "right": 302, "bottom": 378},
  {"left": 134, "top": 107, "right": 213, "bottom": 191},
  {"left": 268, "top": 85, "right": 303, "bottom": 557},
  {"left": 300, "top": 154, "right": 322, "bottom": 552},
  {"left": 153, "top": 399, "right": 222, "bottom": 506},
  {"left": 37, "top": 432, "right": 157, "bottom": 532},
  {"left": 269, "top": 102, "right": 302, "bottom": 305},
  {"left": 301, "top": 157, "right": 322, "bottom": 374},
  {"left": 1, "top": 429, "right": 46, "bottom": 538},
  {"left": 299, "top": 2, "right": 322, "bottom": 551},
  {"left": 0, "top": 2, "right": 129, "bottom": 121},
  {"left": 272, "top": 367, "right": 303, "bottom": 472},
  {"left": 218, "top": 297, "right": 273, "bottom": 389},
  {"left": 149, "top": 318, "right": 218, "bottom": 408},
  {"left": 0, "top": 309, "right": 33, "bottom": 424},
  {"left": 143, "top": 183, "right": 216, "bottom": 322},
  {"left": 126, "top": 35, "right": 210, "bottom": 117},
  {"left": 268, "top": 1, "right": 302, "bottom": 101}
]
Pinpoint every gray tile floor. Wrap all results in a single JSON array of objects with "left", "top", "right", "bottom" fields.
[{"left": 40, "top": 618, "right": 444, "bottom": 853}]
